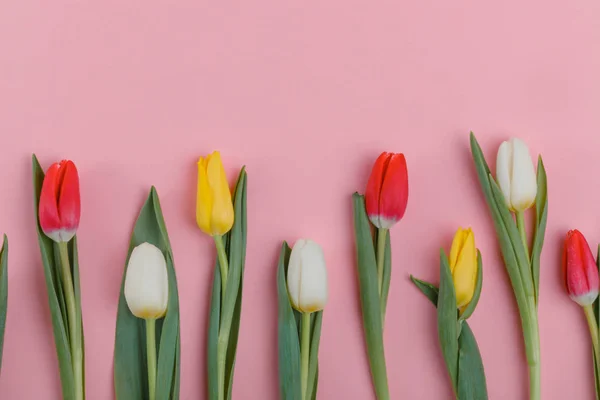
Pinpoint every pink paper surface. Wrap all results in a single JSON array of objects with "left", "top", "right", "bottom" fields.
[{"left": 0, "top": 1, "right": 598, "bottom": 399}]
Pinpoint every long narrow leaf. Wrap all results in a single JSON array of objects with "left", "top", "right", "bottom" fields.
[
  {"left": 352, "top": 193, "right": 389, "bottom": 399},
  {"left": 0, "top": 235, "right": 8, "bottom": 371},
  {"left": 437, "top": 250, "right": 459, "bottom": 391},
  {"left": 380, "top": 232, "right": 392, "bottom": 322},
  {"left": 277, "top": 242, "right": 302, "bottom": 400},
  {"left": 307, "top": 311, "right": 323, "bottom": 399},
  {"left": 225, "top": 169, "right": 248, "bottom": 400},
  {"left": 114, "top": 187, "right": 180, "bottom": 400},
  {"left": 207, "top": 264, "right": 221, "bottom": 400},
  {"left": 457, "top": 324, "right": 488, "bottom": 400},
  {"left": 32, "top": 154, "right": 76, "bottom": 400},
  {"left": 531, "top": 157, "right": 548, "bottom": 304}
]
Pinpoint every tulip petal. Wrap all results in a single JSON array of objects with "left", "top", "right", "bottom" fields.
[
  {"left": 206, "top": 152, "right": 234, "bottom": 236},
  {"left": 57, "top": 161, "right": 81, "bottom": 239},
  {"left": 378, "top": 153, "right": 408, "bottom": 228},
  {"left": 286, "top": 239, "right": 305, "bottom": 310},
  {"left": 449, "top": 227, "right": 467, "bottom": 273},
  {"left": 453, "top": 229, "right": 477, "bottom": 309},
  {"left": 39, "top": 163, "right": 63, "bottom": 242},
  {"left": 124, "top": 242, "right": 169, "bottom": 319},
  {"left": 565, "top": 230, "right": 599, "bottom": 305},
  {"left": 298, "top": 240, "right": 328, "bottom": 313},
  {"left": 365, "top": 153, "right": 390, "bottom": 228},
  {"left": 196, "top": 157, "right": 213, "bottom": 235},
  {"left": 496, "top": 141, "right": 513, "bottom": 210},
  {"left": 509, "top": 138, "right": 537, "bottom": 212}
]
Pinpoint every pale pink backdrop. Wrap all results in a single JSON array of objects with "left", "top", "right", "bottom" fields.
[{"left": 0, "top": 1, "right": 598, "bottom": 399}]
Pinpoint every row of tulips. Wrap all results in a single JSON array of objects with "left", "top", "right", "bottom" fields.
[{"left": 0, "top": 131, "right": 594, "bottom": 400}]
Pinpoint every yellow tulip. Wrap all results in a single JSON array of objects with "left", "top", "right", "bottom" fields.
[
  {"left": 448, "top": 227, "right": 478, "bottom": 309},
  {"left": 196, "top": 151, "right": 234, "bottom": 236}
]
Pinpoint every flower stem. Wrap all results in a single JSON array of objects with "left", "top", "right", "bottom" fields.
[
  {"left": 301, "top": 312, "right": 311, "bottom": 400},
  {"left": 516, "top": 211, "right": 529, "bottom": 255},
  {"left": 524, "top": 297, "right": 541, "bottom": 400},
  {"left": 58, "top": 241, "right": 83, "bottom": 400},
  {"left": 584, "top": 305, "right": 600, "bottom": 392},
  {"left": 145, "top": 318, "right": 157, "bottom": 400},
  {"left": 214, "top": 236, "right": 230, "bottom": 400},
  {"left": 214, "top": 235, "right": 229, "bottom": 300},
  {"left": 376, "top": 228, "right": 388, "bottom": 326}
]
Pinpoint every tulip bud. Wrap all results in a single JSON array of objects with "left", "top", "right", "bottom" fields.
[
  {"left": 562, "top": 230, "right": 599, "bottom": 306},
  {"left": 449, "top": 227, "right": 478, "bottom": 309},
  {"left": 365, "top": 152, "right": 409, "bottom": 229},
  {"left": 496, "top": 138, "right": 538, "bottom": 212},
  {"left": 196, "top": 151, "right": 235, "bottom": 236},
  {"left": 287, "top": 239, "right": 328, "bottom": 313},
  {"left": 124, "top": 243, "right": 169, "bottom": 319},
  {"left": 38, "top": 160, "right": 81, "bottom": 243}
]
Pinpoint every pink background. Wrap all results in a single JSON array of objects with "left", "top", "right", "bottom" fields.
[{"left": 0, "top": 1, "right": 598, "bottom": 399}]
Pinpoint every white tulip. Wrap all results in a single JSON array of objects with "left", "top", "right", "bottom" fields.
[
  {"left": 496, "top": 138, "right": 538, "bottom": 212},
  {"left": 124, "top": 242, "right": 169, "bottom": 319},
  {"left": 287, "top": 239, "right": 328, "bottom": 313}
]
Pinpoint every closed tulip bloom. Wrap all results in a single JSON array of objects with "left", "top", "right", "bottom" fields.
[
  {"left": 563, "top": 230, "right": 599, "bottom": 306},
  {"left": 496, "top": 138, "right": 537, "bottom": 212},
  {"left": 287, "top": 239, "right": 328, "bottom": 313},
  {"left": 38, "top": 160, "right": 81, "bottom": 243},
  {"left": 365, "top": 152, "right": 409, "bottom": 229},
  {"left": 196, "top": 152, "right": 234, "bottom": 236},
  {"left": 124, "top": 243, "right": 169, "bottom": 319},
  {"left": 449, "top": 227, "right": 478, "bottom": 309}
]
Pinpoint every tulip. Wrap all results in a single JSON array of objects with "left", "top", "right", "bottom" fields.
[
  {"left": 449, "top": 227, "right": 478, "bottom": 309},
  {"left": 124, "top": 242, "right": 169, "bottom": 319},
  {"left": 562, "top": 230, "right": 599, "bottom": 306},
  {"left": 287, "top": 239, "right": 328, "bottom": 313},
  {"left": 196, "top": 152, "right": 234, "bottom": 237},
  {"left": 39, "top": 160, "right": 81, "bottom": 243},
  {"left": 365, "top": 152, "right": 409, "bottom": 229},
  {"left": 496, "top": 138, "right": 537, "bottom": 212}
]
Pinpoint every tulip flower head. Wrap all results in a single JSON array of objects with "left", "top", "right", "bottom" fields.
[
  {"left": 449, "top": 227, "right": 478, "bottom": 309},
  {"left": 196, "top": 151, "right": 235, "bottom": 236},
  {"left": 124, "top": 242, "right": 169, "bottom": 319},
  {"left": 563, "top": 230, "right": 599, "bottom": 306},
  {"left": 496, "top": 138, "right": 537, "bottom": 212},
  {"left": 365, "top": 152, "right": 409, "bottom": 229},
  {"left": 39, "top": 160, "right": 81, "bottom": 243},
  {"left": 287, "top": 239, "right": 328, "bottom": 313}
]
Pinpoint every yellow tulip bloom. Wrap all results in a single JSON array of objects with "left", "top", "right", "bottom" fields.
[
  {"left": 449, "top": 227, "right": 478, "bottom": 309},
  {"left": 196, "top": 152, "right": 234, "bottom": 236}
]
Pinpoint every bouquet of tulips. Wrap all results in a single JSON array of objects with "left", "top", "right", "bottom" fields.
[
  {"left": 470, "top": 133, "right": 547, "bottom": 400},
  {"left": 352, "top": 152, "right": 408, "bottom": 399},
  {"left": 412, "top": 228, "right": 488, "bottom": 399},
  {"left": 277, "top": 239, "right": 328, "bottom": 400}
]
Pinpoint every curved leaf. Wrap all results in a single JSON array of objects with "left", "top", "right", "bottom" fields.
[
  {"left": 531, "top": 156, "right": 548, "bottom": 304},
  {"left": 459, "top": 251, "right": 483, "bottom": 321},
  {"left": 457, "top": 324, "right": 488, "bottom": 400},
  {"left": 0, "top": 235, "right": 8, "bottom": 371},
  {"left": 437, "top": 250, "right": 459, "bottom": 392}
]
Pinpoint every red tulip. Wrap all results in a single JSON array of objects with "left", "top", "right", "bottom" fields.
[
  {"left": 39, "top": 160, "right": 81, "bottom": 243},
  {"left": 563, "top": 230, "right": 599, "bottom": 306},
  {"left": 365, "top": 152, "right": 409, "bottom": 229}
]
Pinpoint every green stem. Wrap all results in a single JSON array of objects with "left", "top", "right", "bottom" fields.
[
  {"left": 301, "top": 312, "right": 311, "bottom": 400},
  {"left": 523, "top": 297, "right": 540, "bottom": 400},
  {"left": 58, "top": 242, "right": 83, "bottom": 400},
  {"left": 376, "top": 228, "right": 387, "bottom": 296},
  {"left": 214, "top": 235, "right": 230, "bottom": 400},
  {"left": 584, "top": 305, "right": 600, "bottom": 393},
  {"left": 516, "top": 211, "right": 529, "bottom": 256},
  {"left": 145, "top": 318, "right": 157, "bottom": 400},
  {"left": 214, "top": 235, "right": 229, "bottom": 301}
]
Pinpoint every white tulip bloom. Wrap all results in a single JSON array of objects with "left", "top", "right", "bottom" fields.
[
  {"left": 496, "top": 138, "right": 538, "bottom": 212},
  {"left": 287, "top": 239, "right": 328, "bottom": 313},
  {"left": 124, "top": 242, "right": 169, "bottom": 319}
]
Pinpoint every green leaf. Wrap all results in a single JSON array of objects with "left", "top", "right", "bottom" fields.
[
  {"left": 595, "top": 245, "right": 599, "bottom": 400},
  {"left": 531, "top": 157, "right": 548, "bottom": 304},
  {"left": 410, "top": 276, "right": 439, "bottom": 305},
  {"left": 352, "top": 193, "right": 389, "bottom": 399},
  {"left": 310, "top": 366, "right": 319, "bottom": 400},
  {"left": 307, "top": 311, "right": 323, "bottom": 400},
  {"left": 114, "top": 187, "right": 181, "bottom": 400},
  {"left": 437, "top": 250, "right": 459, "bottom": 392},
  {"left": 207, "top": 263, "right": 221, "bottom": 400},
  {"left": 411, "top": 277, "right": 488, "bottom": 399},
  {"left": 277, "top": 242, "right": 302, "bottom": 400},
  {"left": 380, "top": 231, "right": 392, "bottom": 322},
  {"left": 225, "top": 169, "right": 248, "bottom": 400},
  {"left": 457, "top": 323, "right": 488, "bottom": 400},
  {"left": 0, "top": 235, "right": 8, "bottom": 371},
  {"left": 460, "top": 251, "right": 483, "bottom": 321},
  {"left": 32, "top": 155, "right": 76, "bottom": 400}
]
